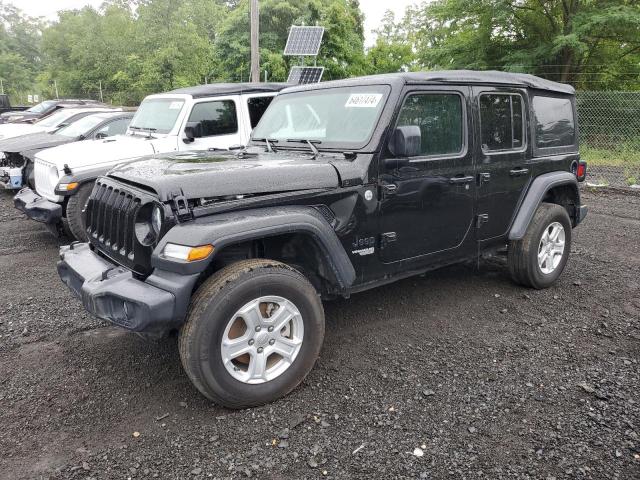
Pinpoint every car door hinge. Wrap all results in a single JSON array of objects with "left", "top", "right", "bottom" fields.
[
  {"left": 380, "top": 232, "right": 397, "bottom": 248},
  {"left": 170, "top": 192, "right": 192, "bottom": 222},
  {"left": 478, "top": 172, "right": 490, "bottom": 185},
  {"left": 476, "top": 214, "right": 489, "bottom": 228}
]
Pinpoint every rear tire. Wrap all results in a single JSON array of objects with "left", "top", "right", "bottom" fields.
[
  {"left": 508, "top": 203, "right": 572, "bottom": 289},
  {"left": 179, "top": 259, "right": 325, "bottom": 408},
  {"left": 64, "top": 183, "right": 93, "bottom": 241}
]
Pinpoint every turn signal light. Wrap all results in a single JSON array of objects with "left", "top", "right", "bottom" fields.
[
  {"left": 163, "top": 243, "right": 214, "bottom": 262},
  {"left": 576, "top": 162, "right": 587, "bottom": 182},
  {"left": 58, "top": 182, "right": 79, "bottom": 191}
]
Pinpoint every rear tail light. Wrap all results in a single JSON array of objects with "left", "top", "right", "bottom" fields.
[{"left": 576, "top": 161, "right": 587, "bottom": 182}]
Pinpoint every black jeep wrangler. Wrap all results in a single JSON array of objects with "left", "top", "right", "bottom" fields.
[{"left": 58, "top": 71, "right": 587, "bottom": 408}]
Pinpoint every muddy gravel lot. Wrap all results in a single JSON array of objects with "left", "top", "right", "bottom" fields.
[{"left": 0, "top": 189, "right": 638, "bottom": 480}]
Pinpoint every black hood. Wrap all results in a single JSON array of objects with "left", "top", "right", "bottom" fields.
[
  {"left": 0, "top": 132, "right": 74, "bottom": 155},
  {"left": 108, "top": 150, "right": 341, "bottom": 201}
]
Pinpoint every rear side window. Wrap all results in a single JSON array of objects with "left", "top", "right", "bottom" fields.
[
  {"left": 480, "top": 94, "right": 524, "bottom": 151},
  {"left": 396, "top": 93, "right": 464, "bottom": 157},
  {"left": 247, "top": 96, "right": 274, "bottom": 128},
  {"left": 188, "top": 100, "right": 238, "bottom": 137},
  {"left": 532, "top": 96, "right": 576, "bottom": 148}
]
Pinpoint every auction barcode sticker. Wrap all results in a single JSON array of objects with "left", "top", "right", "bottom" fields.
[{"left": 345, "top": 93, "right": 383, "bottom": 108}]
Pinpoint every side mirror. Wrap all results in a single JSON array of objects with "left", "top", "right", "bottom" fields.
[
  {"left": 388, "top": 125, "right": 421, "bottom": 158},
  {"left": 184, "top": 122, "right": 203, "bottom": 143},
  {"left": 94, "top": 132, "right": 107, "bottom": 140}
]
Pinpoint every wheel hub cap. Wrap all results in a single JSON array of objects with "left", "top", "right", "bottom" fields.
[
  {"left": 538, "top": 222, "right": 565, "bottom": 275},
  {"left": 221, "top": 296, "right": 304, "bottom": 384}
]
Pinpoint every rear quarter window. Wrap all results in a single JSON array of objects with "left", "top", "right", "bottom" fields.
[{"left": 532, "top": 95, "right": 577, "bottom": 152}]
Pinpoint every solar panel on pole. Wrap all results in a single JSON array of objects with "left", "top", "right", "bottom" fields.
[
  {"left": 287, "top": 66, "right": 325, "bottom": 84},
  {"left": 284, "top": 26, "right": 324, "bottom": 56}
]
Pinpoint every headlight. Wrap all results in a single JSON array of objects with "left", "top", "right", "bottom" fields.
[
  {"left": 162, "top": 243, "right": 214, "bottom": 262},
  {"left": 134, "top": 203, "right": 161, "bottom": 246},
  {"left": 151, "top": 204, "right": 163, "bottom": 234},
  {"left": 57, "top": 182, "right": 79, "bottom": 191}
]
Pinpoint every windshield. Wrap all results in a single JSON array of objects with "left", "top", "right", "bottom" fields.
[
  {"left": 34, "top": 109, "right": 76, "bottom": 128},
  {"left": 56, "top": 114, "right": 106, "bottom": 138},
  {"left": 27, "top": 100, "right": 56, "bottom": 114},
  {"left": 129, "top": 98, "right": 185, "bottom": 134},
  {"left": 252, "top": 85, "right": 390, "bottom": 149}
]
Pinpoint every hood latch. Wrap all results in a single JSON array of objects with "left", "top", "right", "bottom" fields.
[{"left": 170, "top": 191, "right": 192, "bottom": 222}]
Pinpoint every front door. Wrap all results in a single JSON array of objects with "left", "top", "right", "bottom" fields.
[
  {"left": 379, "top": 86, "right": 476, "bottom": 263},
  {"left": 178, "top": 98, "right": 244, "bottom": 151},
  {"left": 473, "top": 87, "right": 532, "bottom": 240}
]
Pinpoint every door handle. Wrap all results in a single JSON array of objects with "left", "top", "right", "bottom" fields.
[
  {"left": 449, "top": 175, "right": 474, "bottom": 184},
  {"left": 382, "top": 183, "right": 398, "bottom": 196},
  {"left": 509, "top": 168, "right": 529, "bottom": 177}
]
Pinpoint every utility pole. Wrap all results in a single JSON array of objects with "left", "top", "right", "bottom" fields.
[
  {"left": 0, "top": 78, "right": 4, "bottom": 95},
  {"left": 54, "top": 80, "right": 59, "bottom": 99},
  {"left": 99, "top": 80, "right": 104, "bottom": 103},
  {"left": 250, "top": 0, "right": 260, "bottom": 83}
]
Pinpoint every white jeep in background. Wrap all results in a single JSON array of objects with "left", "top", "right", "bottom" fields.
[{"left": 14, "top": 83, "right": 287, "bottom": 240}]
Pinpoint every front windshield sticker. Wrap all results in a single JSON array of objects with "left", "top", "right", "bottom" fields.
[
  {"left": 345, "top": 93, "right": 383, "bottom": 108},
  {"left": 169, "top": 101, "right": 183, "bottom": 110}
]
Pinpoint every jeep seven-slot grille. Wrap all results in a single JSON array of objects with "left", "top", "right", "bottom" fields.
[{"left": 86, "top": 179, "right": 154, "bottom": 275}]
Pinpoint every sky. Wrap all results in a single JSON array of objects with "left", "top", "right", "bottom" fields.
[{"left": 7, "top": 0, "right": 419, "bottom": 46}]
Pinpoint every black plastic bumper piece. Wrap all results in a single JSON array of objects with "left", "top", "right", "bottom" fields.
[
  {"left": 57, "top": 243, "right": 198, "bottom": 334},
  {"left": 577, "top": 205, "right": 588, "bottom": 225},
  {"left": 14, "top": 187, "right": 62, "bottom": 225}
]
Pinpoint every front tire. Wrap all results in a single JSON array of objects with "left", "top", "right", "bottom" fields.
[
  {"left": 508, "top": 203, "right": 572, "bottom": 289},
  {"left": 179, "top": 259, "right": 325, "bottom": 408},
  {"left": 64, "top": 183, "right": 93, "bottom": 241}
]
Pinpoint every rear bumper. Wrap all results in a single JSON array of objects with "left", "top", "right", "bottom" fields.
[
  {"left": 14, "top": 187, "right": 62, "bottom": 225},
  {"left": 57, "top": 242, "right": 198, "bottom": 333}
]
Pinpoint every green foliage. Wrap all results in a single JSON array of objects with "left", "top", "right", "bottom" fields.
[
  {"left": 0, "top": 1, "right": 43, "bottom": 100},
  {"left": 1, "top": 0, "right": 639, "bottom": 103},
  {"left": 394, "top": 0, "right": 640, "bottom": 89}
]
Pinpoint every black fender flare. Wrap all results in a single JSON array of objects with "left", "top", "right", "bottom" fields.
[
  {"left": 509, "top": 171, "right": 580, "bottom": 241},
  {"left": 152, "top": 206, "right": 356, "bottom": 291}
]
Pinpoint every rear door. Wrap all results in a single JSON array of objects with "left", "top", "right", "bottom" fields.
[
  {"left": 379, "top": 85, "right": 476, "bottom": 263},
  {"left": 473, "top": 87, "right": 531, "bottom": 240}
]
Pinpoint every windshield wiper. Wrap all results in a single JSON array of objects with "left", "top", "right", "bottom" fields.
[
  {"left": 129, "top": 126, "right": 158, "bottom": 138},
  {"left": 252, "top": 137, "right": 279, "bottom": 153},
  {"left": 286, "top": 139, "right": 321, "bottom": 158}
]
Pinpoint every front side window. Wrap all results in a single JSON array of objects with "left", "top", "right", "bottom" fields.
[
  {"left": 480, "top": 94, "right": 524, "bottom": 151},
  {"left": 188, "top": 100, "right": 238, "bottom": 137},
  {"left": 396, "top": 93, "right": 464, "bottom": 157},
  {"left": 252, "top": 85, "right": 390, "bottom": 149},
  {"left": 247, "top": 96, "right": 274, "bottom": 128},
  {"left": 130, "top": 98, "right": 185, "bottom": 134},
  {"left": 532, "top": 96, "right": 576, "bottom": 148}
]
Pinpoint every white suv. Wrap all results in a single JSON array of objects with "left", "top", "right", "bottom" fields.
[{"left": 14, "top": 83, "right": 287, "bottom": 240}]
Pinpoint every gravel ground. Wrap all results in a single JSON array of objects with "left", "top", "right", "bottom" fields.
[{"left": 0, "top": 188, "right": 638, "bottom": 480}]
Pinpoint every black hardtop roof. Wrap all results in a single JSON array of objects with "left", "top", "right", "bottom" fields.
[
  {"left": 167, "top": 83, "right": 290, "bottom": 98},
  {"left": 283, "top": 70, "right": 575, "bottom": 95}
]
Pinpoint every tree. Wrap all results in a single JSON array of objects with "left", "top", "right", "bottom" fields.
[
  {"left": 365, "top": 10, "right": 415, "bottom": 74},
  {"left": 212, "top": 0, "right": 367, "bottom": 82},
  {"left": 400, "top": 0, "right": 640, "bottom": 89}
]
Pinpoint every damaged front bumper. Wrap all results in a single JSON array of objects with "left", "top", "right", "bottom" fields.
[
  {"left": 14, "top": 187, "right": 62, "bottom": 226},
  {"left": 57, "top": 242, "right": 198, "bottom": 334}
]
